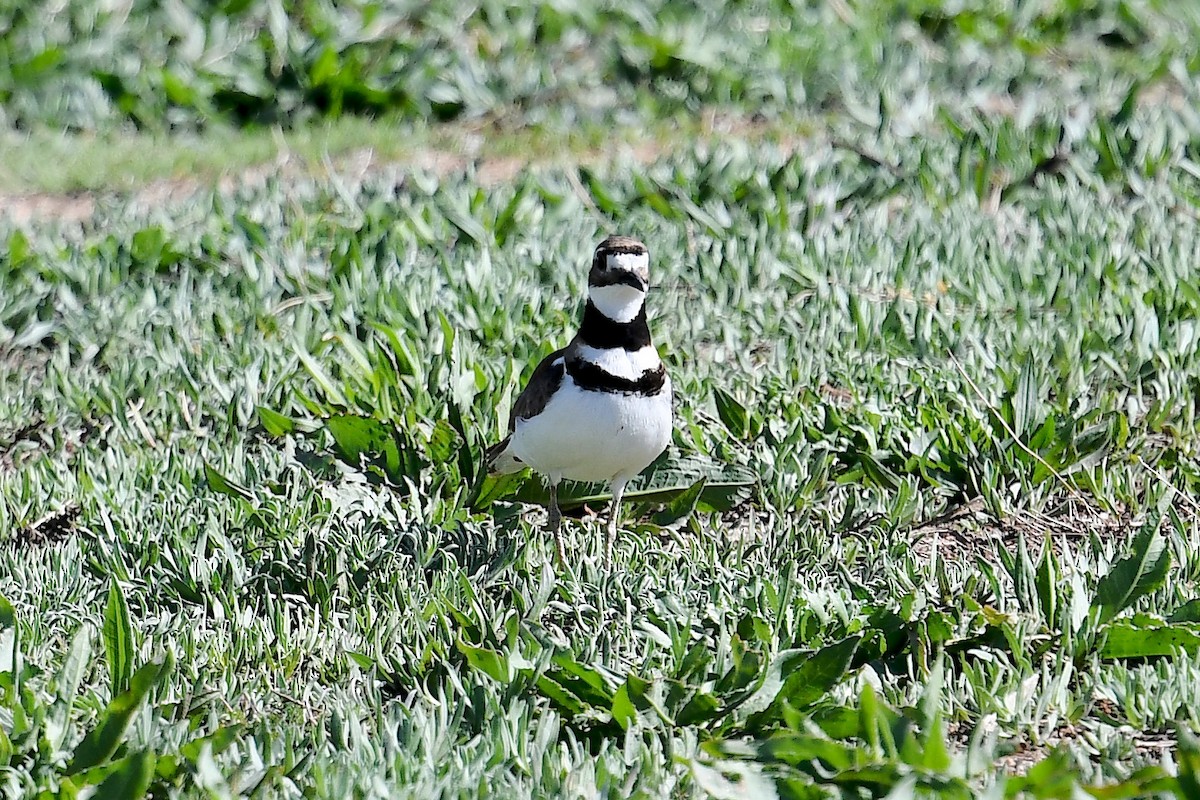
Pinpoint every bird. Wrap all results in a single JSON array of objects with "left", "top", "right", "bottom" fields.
[{"left": 486, "top": 235, "right": 673, "bottom": 562}]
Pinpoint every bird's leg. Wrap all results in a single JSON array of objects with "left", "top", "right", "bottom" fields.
[
  {"left": 547, "top": 480, "right": 565, "bottom": 565},
  {"left": 606, "top": 479, "right": 628, "bottom": 564}
]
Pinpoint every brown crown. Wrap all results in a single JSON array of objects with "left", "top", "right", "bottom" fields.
[{"left": 595, "top": 235, "right": 647, "bottom": 256}]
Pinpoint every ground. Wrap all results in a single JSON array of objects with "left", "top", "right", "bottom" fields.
[{"left": 3, "top": 1, "right": 1200, "bottom": 798}]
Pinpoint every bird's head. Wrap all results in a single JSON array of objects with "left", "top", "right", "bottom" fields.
[{"left": 588, "top": 235, "right": 649, "bottom": 322}]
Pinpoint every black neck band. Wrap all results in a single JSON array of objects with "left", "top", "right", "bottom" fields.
[
  {"left": 566, "top": 358, "right": 667, "bottom": 396},
  {"left": 577, "top": 300, "right": 651, "bottom": 350}
]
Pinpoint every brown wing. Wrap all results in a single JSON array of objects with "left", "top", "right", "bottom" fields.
[
  {"left": 485, "top": 348, "right": 568, "bottom": 474},
  {"left": 507, "top": 348, "right": 566, "bottom": 431}
]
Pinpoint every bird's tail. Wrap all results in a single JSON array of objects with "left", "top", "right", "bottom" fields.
[{"left": 485, "top": 435, "right": 525, "bottom": 476}]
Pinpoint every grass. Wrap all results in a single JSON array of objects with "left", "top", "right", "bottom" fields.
[
  {"left": 0, "top": 113, "right": 784, "bottom": 195},
  {"left": 4, "top": 0, "right": 1200, "bottom": 798}
]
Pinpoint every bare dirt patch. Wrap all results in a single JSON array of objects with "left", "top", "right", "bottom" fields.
[
  {"left": 0, "top": 147, "right": 588, "bottom": 226},
  {"left": 7, "top": 503, "right": 81, "bottom": 548},
  {"left": 0, "top": 114, "right": 815, "bottom": 226},
  {"left": 909, "top": 495, "right": 1132, "bottom": 564}
]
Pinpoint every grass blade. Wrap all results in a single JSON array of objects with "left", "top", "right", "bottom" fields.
[
  {"left": 104, "top": 581, "right": 134, "bottom": 696},
  {"left": 48, "top": 626, "right": 93, "bottom": 751},
  {"left": 68, "top": 660, "right": 170, "bottom": 775}
]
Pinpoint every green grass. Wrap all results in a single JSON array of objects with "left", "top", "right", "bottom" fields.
[
  {"left": 5, "top": 1, "right": 1200, "bottom": 798},
  {"left": 0, "top": 114, "right": 779, "bottom": 194}
]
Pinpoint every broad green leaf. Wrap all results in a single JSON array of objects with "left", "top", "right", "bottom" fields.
[
  {"left": 858, "top": 683, "right": 899, "bottom": 759},
  {"left": 1099, "top": 620, "right": 1200, "bottom": 659},
  {"left": 515, "top": 449, "right": 755, "bottom": 512},
  {"left": 546, "top": 656, "right": 616, "bottom": 708},
  {"left": 579, "top": 167, "right": 624, "bottom": 214},
  {"left": 492, "top": 182, "right": 531, "bottom": 246},
  {"left": 179, "top": 725, "right": 242, "bottom": 763},
  {"left": 610, "top": 682, "right": 638, "bottom": 731},
  {"left": 676, "top": 640, "right": 715, "bottom": 683},
  {"left": 812, "top": 705, "right": 859, "bottom": 740},
  {"left": 203, "top": 463, "right": 253, "bottom": 502},
  {"left": 456, "top": 640, "right": 510, "bottom": 683},
  {"left": 1006, "top": 749, "right": 1076, "bottom": 798},
  {"left": 130, "top": 226, "right": 166, "bottom": 267},
  {"left": 161, "top": 69, "right": 196, "bottom": 106},
  {"left": 68, "top": 660, "right": 170, "bottom": 775},
  {"left": 1168, "top": 599, "right": 1200, "bottom": 623},
  {"left": 90, "top": 749, "right": 156, "bottom": 797},
  {"left": 714, "top": 732, "right": 858, "bottom": 772},
  {"left": 256, "top": 406, "right": 295, "bottom": 437},
  {"left": 310, "top": 46, "right": 339, "bottom": 85},
  {"left": 233, "top": 212, "right": 268, "bottom": 248},
  {"left": 471, "top": 471, "right": 527, "bottom": 510},
  {"left": 917, "top": 654, "right": 945, "bottom": 731},
  {"left": 714, "top": 636, "right": 765, "bottom": 699},
  {"left": 745, "top": 637, "right": 862, "bottom": 729},
  {"left": 714, "top": 388, "right": 749, "bottom": 437},
  {"left": 915, "top": 714, "right": 952, "bottom": 772},
  {"left": 426, "top": 419, "right": 459, "bottom": 463},
  {"left": 346, "top": 651, "right": 376, "bottom": 671},
  {"left": 651, "top": 477, "right": 706, "bottom": 526},
  {"left": 675, "top": 691, "right": 721, "bottom": 727},
  {"left": 772, "top": 636, "right": 861, "bottom": 711},
  {"left": 1034, "top": 539, "right": 1059, "bottom": 627},
  {"left": 856, "top": 453, "right": 901, "bottom": 491},
  {"left": 104, "top": 581, "right": 135, "bottom": 696},
  {"left": 534, "top": 674, "right": 587, "bottom": 715},
  {"left": 612, "top": 674, "right": 657, "bottom": 730},
  {"left": 5, "top": 230, "right": 30, "bottom": 267},
  {"left": 326, "top": 415, "right": 393, "bottom": 460},
  {"left": 324, "top": 415, "right": 416, "bottom": 481},
  {"left": 633, "top": 174, "right": 676, "bottom": 217},
  {"left": 0, "top": 592, "right": 14, "bottom": 628},
  {"left": 742, "top": 647, "right": 812, "bottom": 718},
  {"left": 1093, "top": 508, "right": 1170, "bottom": 624}
]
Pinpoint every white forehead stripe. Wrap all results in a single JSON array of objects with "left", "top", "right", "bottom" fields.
[{"left": 607, "top": 252, "right": 648, "bottom": 273}]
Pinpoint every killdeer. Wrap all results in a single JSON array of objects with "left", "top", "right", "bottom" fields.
[{"left": 487, "top": 235, "right": 673, "bottom": 561}]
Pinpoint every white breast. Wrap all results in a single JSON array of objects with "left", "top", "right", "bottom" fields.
[
  {"left": 571, "top": 344, "right": 662, "bottom": 380},
  {"left": 512, "top": 373, "right": 672, "bottom": 484}
]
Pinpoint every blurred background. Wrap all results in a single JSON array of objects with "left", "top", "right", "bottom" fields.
[{"left": 2, "top": 0, "right": 1197, "bottom": 198}]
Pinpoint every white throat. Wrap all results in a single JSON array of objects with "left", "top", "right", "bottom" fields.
[{"left": 589, "top": 283, "right": 646, "bottom": 323}]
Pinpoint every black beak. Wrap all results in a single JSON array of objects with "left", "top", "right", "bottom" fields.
[{"left": 614, "top": 271, "right": 647, "bottom": 291}]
